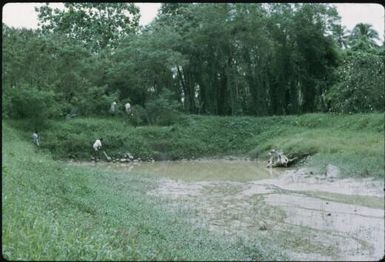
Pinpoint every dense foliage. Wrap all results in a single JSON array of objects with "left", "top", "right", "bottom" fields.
[{"left": 2, "top": 3, "right": 384, "bottom": 122}]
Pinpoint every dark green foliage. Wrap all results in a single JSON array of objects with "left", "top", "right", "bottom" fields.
[
  {"left": 145, "top": 89, "right": 181, "bottom": 125},
  {"left": 129, "top": 105, "right": 148, "bottom": 126},
  {"left": 2, "top": 4, "right": 384, "bottom": 120},
  {"left": 7, "top": 84, "right": 57, "bottom": 127},
  {"left": 326, "top": 50, "right": 384, "bottom": 113}
]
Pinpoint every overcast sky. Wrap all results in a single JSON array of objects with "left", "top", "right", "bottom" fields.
[{"left": 2, "top": 3, "right": 384, "bottom": 41}]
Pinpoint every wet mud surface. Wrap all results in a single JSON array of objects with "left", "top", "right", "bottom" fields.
[{"left": 69, "top": 160, "right": 384, "bottom": 260}]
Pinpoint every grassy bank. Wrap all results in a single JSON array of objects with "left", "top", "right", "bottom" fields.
[
  {"left": 3, "top": 122, "right": 282, "bottom": 260},
  {"left": 9, "top": 113, "right": 384, "bottom": 177},
  {"left": 8, "top": 114, "right": 384, "bottom": 177}
]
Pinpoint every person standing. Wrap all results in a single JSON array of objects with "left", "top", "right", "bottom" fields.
[
  {"left": 125, "top": 102, "right": 131, "bottom": 114},
  {"left": 32, "top": 131, "right": 39, "bottom": 146},
  {"left": 110, "top": 101, "right": 117, "bottom": 115}
]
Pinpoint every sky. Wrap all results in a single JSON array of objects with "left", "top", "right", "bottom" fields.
[{"left": 2, "top": 3, "right": 384, "bottom": 42}]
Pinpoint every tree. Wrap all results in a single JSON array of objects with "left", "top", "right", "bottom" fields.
[
  {"left": 348, "top": 23, "right": 380, "bottom": 51},
  {"left": 326, "top": 51, "right": 384, "bottom": 113},
  {"left": 36, "top": 3, "right": 140, "bottom": 51}
]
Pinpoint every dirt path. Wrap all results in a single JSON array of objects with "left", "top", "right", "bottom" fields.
[{"left": 149, "top": 168, "right": 384, "bottom": 261}]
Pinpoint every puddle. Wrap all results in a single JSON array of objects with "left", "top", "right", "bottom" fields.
[
  {"left": 68, "top": 160, "right": 384, "bottom": 260},
  {"left": 69, "top": 159, "right": 286, "bottom": 182}
]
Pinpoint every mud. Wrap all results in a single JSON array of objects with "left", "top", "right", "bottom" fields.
[{"left": 68, "top": 160, "right": 384, "bottom": 260}]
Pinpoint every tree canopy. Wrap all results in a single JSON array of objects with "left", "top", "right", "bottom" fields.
[{"left": 3, "top": 3, "right": 384, "bottom": 123}]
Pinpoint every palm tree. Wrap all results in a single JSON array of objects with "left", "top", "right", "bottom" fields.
[
  {"left": 333, "top": 24, "right": 349, "bottom": 49},
  {"left": 348, "top": 23, "right": 380, "bottom": 51}
]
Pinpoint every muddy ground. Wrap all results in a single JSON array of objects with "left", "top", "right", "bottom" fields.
[{"left": 70, "top": 160, "right": 384, "bottom": 261}]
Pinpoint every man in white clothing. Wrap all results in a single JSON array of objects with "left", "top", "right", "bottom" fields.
[
  {"left": 32, "top": 130, "right": 39, "bottom": 146},
  {"left": 110, "top": 101, "right": 117, "bottom": 115},
  {"left": 93, "top": 138, "right": 103, "bottom": 160},
  {"left": 125, "top": 102, "right": 131, "bottom": 114}
]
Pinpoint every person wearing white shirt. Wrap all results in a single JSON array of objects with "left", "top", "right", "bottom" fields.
[
  {"left": 110, "top": 101, "right": 117, "bottom": 115},
  {"left": 125, "top": 102, "right": 131, "bottom": 114},
  {"left": 93, "top": 138, "right": 103, "bottom": 151},
  {"left": 32, "top": 130, "right": 39, "bottom": 146},
  {"left": 93, "top": 138, "right": 103, "bottom": 161}
]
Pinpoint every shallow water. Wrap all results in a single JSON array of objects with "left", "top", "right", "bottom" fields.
[
  {"left": 69, "top": 159, "right": 385, "bottom": 261},
  {"left": 70, "top": 159, "right": 287, "bottom": 182}
]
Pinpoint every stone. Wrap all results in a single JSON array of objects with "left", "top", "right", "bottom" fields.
[
  {"left": 126, "top": 152, "right": 134, "bottom": 158},
  {"left": 326, "top": 164, "right": 341, "bottom": 178}
]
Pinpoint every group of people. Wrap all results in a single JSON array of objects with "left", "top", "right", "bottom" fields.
[
  {"left": 33, "top": 130, "right": 104, "bottom": 161},
  {"left": 31, "top": 101, "right": 130, "bottom": 160},
  {"left": 110, "top": 101, "right": 131, "bottom": 115}
]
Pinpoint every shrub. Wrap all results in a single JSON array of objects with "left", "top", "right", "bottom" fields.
[
  {"left": 75, "top": 85, "right": 119, "bottom": 116},
  {"left": 326, "top": 51, "right": 384, "bottom": 113},
  {"left": 129, "top": 105, "right": 148, "bottom": 126},
  {"left": 145, "top": 89, "right": 181, "bottom": 126},
  {"left": 8, "top": 84, "right": 58, "bottom": 127}
]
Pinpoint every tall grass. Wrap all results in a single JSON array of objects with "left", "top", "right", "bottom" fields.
[
  {"left": 3, "top": 122, "right": 281, "bottom": 260},
  {"left": 8, "top": 112, "right": 384, "bottom": 177}
]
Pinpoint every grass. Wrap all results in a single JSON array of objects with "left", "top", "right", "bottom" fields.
[
  {"left": 9, "top": 112, "right": 383, "bottom": 178},
  {"left": 3, "top": 122, "right": 285, "bottom": 260}
]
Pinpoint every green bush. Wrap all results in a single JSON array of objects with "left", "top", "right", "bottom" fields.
[
  {"left": 8, "top": 84, "right": 58, "bottom": 128},
  {"left": 129, "top": 105, "right": 148, "bottom": 126},
  {"left": 74, "top": 85, "right": 119, "bottom": 116},
  {"left": 326, "top": 51, "right": 384, "bottom": 113},
  {"left": 144, "top": 89, "right": 181, "bottom": 126}
]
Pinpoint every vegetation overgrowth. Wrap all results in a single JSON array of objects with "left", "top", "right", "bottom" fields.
[
  {"left": 3, "top": 3, "right": 384, "bottom": 124},
  {"left": 3, "top": 122, "right": 286, "bottom": 260},
  {"left": 9, "top": 112, "right": 384, "bottom": 177}
]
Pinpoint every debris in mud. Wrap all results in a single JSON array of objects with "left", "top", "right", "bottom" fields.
[
  {"left": 259, "top": 225, "right": 267, "bottom": 230},
  {"left": 266, "top": 149, "right": 297, "bottom": 168}
]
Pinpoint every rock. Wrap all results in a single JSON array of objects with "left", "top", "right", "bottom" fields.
[
  {"left": 266, "top": 149, "right": 291, "bottom": 167},
  {"left": 120, "top": 158, "right": 127, "bottom": 163},
  {"left": 258, "top": 222, "right": 268, "bottom": 230},
  {"left": 327, "top": 213, "right": 331, "bottom": 216},
  {"left": 326, "top": 164, "right": 341, "bottom": 178}
]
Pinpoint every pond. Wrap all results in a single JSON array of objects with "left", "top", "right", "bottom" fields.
[
  {"left": 70, "top": 158, "right": 289, "bottom": 182},
  {"left": 69, "top": 159, "right": 384, "bottom": 261}
]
